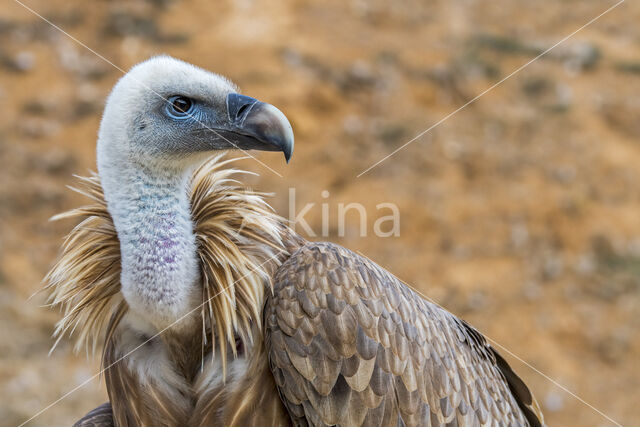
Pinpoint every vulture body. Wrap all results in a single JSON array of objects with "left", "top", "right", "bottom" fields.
[{"left": 45, "top": 56, "right": 544, "bottom": 426}]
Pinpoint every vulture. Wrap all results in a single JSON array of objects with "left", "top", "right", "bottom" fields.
[{"left": 45, "top": 56, "right": 545, "bottom": 427}]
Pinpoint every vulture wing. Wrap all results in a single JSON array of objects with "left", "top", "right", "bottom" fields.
[
  {"left": 266, "top": 242, "right": 544, "bottom": 426},
  {"left": 73, "top": 402, "right": 114, "bottom": 427}
]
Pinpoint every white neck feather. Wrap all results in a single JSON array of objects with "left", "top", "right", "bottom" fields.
[{"left": 99, "top": 153, "right": 200, "bottom": 331}]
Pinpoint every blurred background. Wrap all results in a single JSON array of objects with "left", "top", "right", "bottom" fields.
[{"left": 0, "top": 0, "right": 638, "bottom": 425}]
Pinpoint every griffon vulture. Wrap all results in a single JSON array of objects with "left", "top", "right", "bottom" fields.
[{"left": 45, "top": 56, "right": 544, "bottom": 426}]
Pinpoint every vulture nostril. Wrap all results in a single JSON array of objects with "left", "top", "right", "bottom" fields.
[
  {"left": 227, "top": 93, "right": 259, "bottom": 123},
  {"left": 236, "top": 103, "right": 250, "bottom": 119}
]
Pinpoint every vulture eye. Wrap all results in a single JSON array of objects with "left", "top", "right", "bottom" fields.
[{"left": 166, "top": 96, "right": 194, "bottom": 118}]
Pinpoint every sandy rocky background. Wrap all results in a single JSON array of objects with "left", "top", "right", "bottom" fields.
[{"left": 0, "top": 0, "right": 639, "bottom": 425}]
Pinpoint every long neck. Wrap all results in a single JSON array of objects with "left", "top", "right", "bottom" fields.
[{"left": 100, "top": 156, "right": 200, "bottom": 330}]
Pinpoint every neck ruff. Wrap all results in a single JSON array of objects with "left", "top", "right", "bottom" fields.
[{"left": 44, "top": 155, "right": 288, "bottom": 373}]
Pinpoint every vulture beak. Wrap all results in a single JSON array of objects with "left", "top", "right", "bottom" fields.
[{"left": 224, "top": 93, "right": 294, "bottom": 163}]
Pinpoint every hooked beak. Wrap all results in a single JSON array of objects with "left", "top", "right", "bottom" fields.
[{"left": 223, "top": 93, "right": 294, "bottom": 163}]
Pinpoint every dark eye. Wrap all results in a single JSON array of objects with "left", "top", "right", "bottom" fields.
[{"left": 166, "top": 96, "right": 194, "bottom": 118}]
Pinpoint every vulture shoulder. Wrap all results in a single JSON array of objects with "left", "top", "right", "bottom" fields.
[{"left": 265, "top": 242, "right": 544, "bottom": 426}]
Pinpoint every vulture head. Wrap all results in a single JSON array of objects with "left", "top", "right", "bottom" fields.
[{"left": 97, "top": 55, "right": 293, "bottom": 172}]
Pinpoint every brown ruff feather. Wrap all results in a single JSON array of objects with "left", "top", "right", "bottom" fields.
[{"left": 44, "top": 154, "right": 288, "bottom": 375}]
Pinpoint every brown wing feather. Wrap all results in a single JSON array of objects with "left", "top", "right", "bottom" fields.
[
  {"left": 73, "top": 402, "right": 114, "bottom": 427},
  {"left": 265, "top": 242, "right": 545, "bottom": 426}
]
